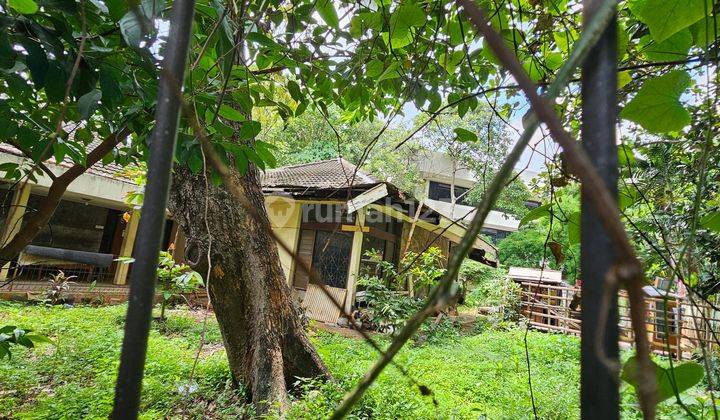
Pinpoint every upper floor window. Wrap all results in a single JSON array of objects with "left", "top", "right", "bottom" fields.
[{"left": 428, "top": 181, "right": 469, "bottom": 205}]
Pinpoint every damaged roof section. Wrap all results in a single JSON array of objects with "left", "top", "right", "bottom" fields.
[{"left": 261, "top": 158, "right": 376, "bottom": 189}]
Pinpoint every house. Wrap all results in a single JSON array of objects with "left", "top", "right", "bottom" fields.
[
  {"left": 1, "top": 149, "right": 496, "bottom": 319},
  {"left": 260, "top": 158, "right": 496, "bottom": 320},
  {"left": 415, "top": 151, "right": 540, "bottom": 242},
  {"left": 0, "top": 142, "right": 162, "bottom": 293}
]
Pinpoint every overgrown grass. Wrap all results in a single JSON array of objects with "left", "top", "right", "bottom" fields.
[{"left": 0, "top": 302, "right": 711, "bottom": 418}]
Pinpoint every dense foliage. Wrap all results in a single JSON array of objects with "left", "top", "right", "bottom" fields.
[
  {"left": 460, "top": 261, "right": 521, "bottom": 323},
  {"left": 497, "top": 185, "right": 580, "bottom": 281},
  {"left": 356, "top": 247, "right": 445, "bottom": 331}
]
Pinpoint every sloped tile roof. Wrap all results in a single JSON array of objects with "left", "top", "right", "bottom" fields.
[
  {"left": 1, "top": 144, "right": 375, "bottom": 190},
  {"left": 260, "top": 158, "right": 377, "bottom": 189},
  {"left": 0, "top": 141, "right": 136, "bottom": 184}
]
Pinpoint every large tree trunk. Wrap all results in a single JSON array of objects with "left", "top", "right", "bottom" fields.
[{"left": 168, "top": 165, "right": 329, "bottom": 412}]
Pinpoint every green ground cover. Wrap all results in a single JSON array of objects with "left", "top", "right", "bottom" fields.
[{"left": 0, "top": 302, "right": 711, "bottom": 418}]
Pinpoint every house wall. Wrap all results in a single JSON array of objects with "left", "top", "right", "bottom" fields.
[
  {"left": 25, "top": 195, "right": 110, "bottom": 252},
  {"left": 264, "top": 195, "right": 302, "bottom": 283},
  {"left": 367, "top": 202, "right": 497, "bottom": 263},
  {"left": 400, "top": 221, "right": 451, "bottom": 262}
]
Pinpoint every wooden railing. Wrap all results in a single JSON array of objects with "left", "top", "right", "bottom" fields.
[{"left": 518, "top": 281, "right": 720, "bottom": 360}]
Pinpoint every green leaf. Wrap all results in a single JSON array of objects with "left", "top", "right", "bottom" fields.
[
  {"left": 620, "top": 71, "right": 691, "bottom": 134},
  {"left": 386, "top": 26, "right": 413, "bottom": 49},
  {"left": 8, "top": 0, "right": 39, "bottom": 14},
  {"left": 454, "top": 127, "right": 477, "bottom": 142},
  {"left": 44, "top": 61, "right": 67, "bottom": 103},
  {"left": 316, "top": 0, "right": 339, "bottom": 29},
  {"left": 0, "top": 33, "right": 16, "bottom": 69},
  {"left": 700, "top": 211, "right": 720, "bottom": 232},
  {"left": 366, "top": 59, "right": 384, "bottom": 78},
  {"left": 20, "top": 38, "right": 48, "bottom": 87},
  {"left": 254, "top": 140, "right": 277, "bottom": 168},
  {"left": 25, "top": 334, "right": 55, "bottom": 346},
  {"left": 119, "top": 12, "right": 146, "bottom": 49},
  {"left": 621, "top": 356, "right": 704, "bottom": 402},
  {"left": 231, "top": 90, "right": 253, "bottom": 114},
  {"left": 118, "top": 0, "right": 165, "bottom": 49},
  {"left": 617, "top": 71, "right": 632, "bottom": 89},
  {"left": 628, "top": 0, "right": 712, "bottom": 42},
  {"left": 350, "top": 12, "right": 382, "bottom": 38},
  {"left": 520, "top": 204, "right": 551, "bottom": 227},
  {"left": 104, "top": 0, "right": 128, "bottom": 21},
  {"left": 287, "top": 80, "right": 302, "bottom": 102},
  {"left": 567, "top": 211, "right": 580, "bottom": 246},
  {"left": 446, "top": 19, "right": 463, "bottom": 46},
  {"left": 377, "top": 61, "right": 401, "bottom": 82},
  {"left": 246, "top": 32, "right": 281, "bottom": 49},
  {"left": 218, "top": 104, "right": 245, "bottom": 122},
  {"left": 522, "top": 58, "right": 545, "bottom": 82},
  {"left": 643, "top": 29, "right": 692, "bottom": 62},
  {"left": 99, "top": 67, "right": 123, "bottom": 108},
  {"left": 77, "top": 89, "right": 102, "bottom": 120},
  {"left": 617, "top": 144, "right": 636, "bottom": 167},
  {"left": 619, "top": 184, "right": 640, "bottom": 211},
  {"left": 690, "top": 13, "right": 720, "bottom": 49},
  {"left": 390, "top": 3, "right": 425, "bottom": 30},
  {"left": 238, "top": 121, "right": 261, "bottom": 140}
]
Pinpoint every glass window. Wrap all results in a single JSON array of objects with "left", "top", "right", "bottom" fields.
[
  {"left": 482, "top": 227, "right": 511, "bottom": 243},
  {"left": 428, "top": 181, "right": 469, "bottom": 205},
  {"left": 311, "top": 230, "right": 353, "bottom": 288}
]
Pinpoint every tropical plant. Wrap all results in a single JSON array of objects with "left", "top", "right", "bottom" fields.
[
  {"left": 156, "top": 251, "right": 203, "bottom": 320},
  {"left": 357, "top": 247, "right": 446, "bottom": 331},
  {"left": 498, "top": 184, "right": 581, "bottom": 282},
  {"left": 0, "top": 325, "right": 53, "bottom": 360},
  {"left": 461, "top": 261, "right": 521, "bottom": 323},
  {"left": 44, "top": 270, "right": 77, "bottom": 304}
]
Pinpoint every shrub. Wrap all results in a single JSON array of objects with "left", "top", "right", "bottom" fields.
[
  {"left": 356, "top": 247, "right": 447, "bottom": 336},
  {"left": 156, "top": 251, "right": 204, "bottom": 320},
  {"left": 461, "top": 261, "right": 521, "bottom": 323}
]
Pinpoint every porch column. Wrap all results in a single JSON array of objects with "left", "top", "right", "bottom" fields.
[
  {"left": 0, "top": 182, "right": 32, "bottom": 281},
  {"left": 345, "top": 208, "right": 366, "bottom": 314},
  {"left": 113, "top": 210, "right": 140, "bottom": 285}
]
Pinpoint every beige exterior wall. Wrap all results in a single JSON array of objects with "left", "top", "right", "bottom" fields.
[{"left": 264, "top": 195, "right": 302, "bottom": 284}]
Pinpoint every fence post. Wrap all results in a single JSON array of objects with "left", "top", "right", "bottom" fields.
[
  {"left": 580, "top": 0, "right": 620, "bottom": 418},
  {"left": 111, "top": 0, "right": 196, "bottom": 417}
]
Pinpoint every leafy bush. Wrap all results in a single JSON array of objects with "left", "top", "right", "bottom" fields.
[
  {"left": 356, "top": 248, "right": 445, "bottom": 332},
  {"left": 0, "top": 325, "right": 53, "bottom": 360},
  {"left": 461, "top": 261, "right": 521, "bottom": 323},
  {"left": 156, "top": 251, "right": 204, "bottom": 320}
]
